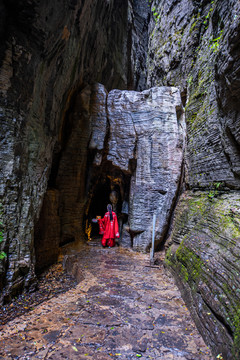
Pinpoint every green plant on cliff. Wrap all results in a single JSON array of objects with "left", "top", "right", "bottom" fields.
[
  {"left": 233, "top": 309, "right": 240, "bottom": 359},
  {"left": 209, "top": 30, "right": 223, "bottom": 52},
  {"left": 176, "top": 244, "right": 204, "bottom": 284},
  {"left": 0, "top": 205, "right": 6, "bottom": 260},
  {"left": 208, "top": 182, "right": 222, "bottom": 200},
  {"left": 187, "top": 74, "right": 193, "bottom": 87},
  {"left": 166, "top": 239, "right": 205, "bottom": 286},
  {"left": 203, "top": 1, "right": 215, "bottom": 29},
  {"left": 0, "top": 233, "right": 5, "bottom": 260},
  {"left": 151, "top": 6, "right": 161, "bottom": 24}
]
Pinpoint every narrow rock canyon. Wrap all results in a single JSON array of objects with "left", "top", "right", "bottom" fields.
[{"left": 1, "top": 0, "right": 240, "bottom": 358}]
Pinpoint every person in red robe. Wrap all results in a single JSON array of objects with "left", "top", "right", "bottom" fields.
[{"left": 98, "top": 204, "right": 119, "bottom": 247}]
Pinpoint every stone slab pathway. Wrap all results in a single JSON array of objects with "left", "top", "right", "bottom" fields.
[{"left": 0, "top": 243, "right": 212, "bottom": 359}]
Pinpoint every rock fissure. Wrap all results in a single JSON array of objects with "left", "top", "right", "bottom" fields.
[{"left": 201, "top": 296, "right": 234, "bottom": 339}]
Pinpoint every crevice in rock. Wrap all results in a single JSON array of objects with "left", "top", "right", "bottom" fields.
[
  {"left": 201, "top": 297, "right": 234, "bottom": 339},
  {"left": 47, "top": 90, "right": 81, "bottom": 189},
  {"left": 226, "top": 126, "right": 240, "bottom": 158},
  {"left": 158, "top": 106, "right": 186, "bottom": 252},
  {"left": 180, "top": 89, "right": 187, "bottom": 107},
  {"left": 225, "top": 125, "right": 240, "bottom": 179},
  {"left": 158, "top": 156, "right": 186, "bottom": 252},
  {"left": 47, "top": 145, "right": 62, "bottom": 190},
  {"left": 34, "top": 85, "right": 94, "bottom": 272}
]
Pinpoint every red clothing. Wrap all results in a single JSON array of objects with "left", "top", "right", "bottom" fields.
[{"left": 98, "top": 211, "right": 119, "bottom": 247}]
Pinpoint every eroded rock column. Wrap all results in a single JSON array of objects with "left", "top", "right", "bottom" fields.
[{"left": 107, "top": 86, "right": 185, "bottom": 251}]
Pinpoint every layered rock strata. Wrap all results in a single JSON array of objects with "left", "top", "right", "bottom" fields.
[
  {"left": 166, "top": 192, "right": 240, "bottom": 359},
  {"left": 0, "top": 73, "right": 185, "bottom": 299},
  {"left": 148, "top": 0, "right": 240, "bottom": 190},
  {"left": 1, "top": 0, "right": 240, "bottom": 358},
  {"left": 147, "top": 0, "right": 240, "bottom": 358},
  {"left": 107, "top": 87, "right": 185, "bottom": 251},
  {"left": 0, "top": 0, "right": 148, "bottom": 300}
]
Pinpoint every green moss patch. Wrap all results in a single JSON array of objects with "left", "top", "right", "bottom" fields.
[{"left": 165, "top": 191, "right": 240, "bottom": 358}]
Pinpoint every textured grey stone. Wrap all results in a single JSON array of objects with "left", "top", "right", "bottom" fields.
[
  {"left": 1, "top": 2, "right": 240, "bottom": 359},
  {"left": 41, "top": 84, "right": 185, "bottom": 255},
  {"left": 166, "top": 191, "right": 240, "bottom": 360},
  {"left": 0, "top": 0, "right": 146, "bottom": 299},
  {"left": 147, "top": 1, "right": 240, "bottom": 357},
  {"left": 107, "top": 87, "right": 185, "bottom": 251},
  {"left": 148, "top": 0, "right": 240, "bottom": 190}
]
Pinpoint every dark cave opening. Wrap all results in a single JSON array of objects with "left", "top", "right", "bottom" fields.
[
  {"left": 86, "top": 177, "right": 113, "bottom": 238},
  {"left": 84, "top": 166, "right": 130, "bottom": 241}
]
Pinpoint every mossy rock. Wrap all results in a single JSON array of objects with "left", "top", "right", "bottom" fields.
[{"left": 165, "top": 191, "right": 240, "bottom": 359}]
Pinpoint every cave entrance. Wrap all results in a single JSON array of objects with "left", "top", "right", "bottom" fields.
[
  {"left": 87, "top": 178, "right": 112, "bottom": 238},
  {"left": 84, "top": 165, "right": 130, "bottom": 242}
]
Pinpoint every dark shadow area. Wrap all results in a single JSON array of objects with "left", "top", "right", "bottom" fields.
[
  {"left": 84, "top": 162, "right": 131, "bottom": 241},
  {"left": 87, "top": 178, "right": 112, "bottom": 237}
]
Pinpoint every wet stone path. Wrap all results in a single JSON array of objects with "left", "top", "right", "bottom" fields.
[{"left": 0, "top": 243, "right": 212, "bottom": 359}]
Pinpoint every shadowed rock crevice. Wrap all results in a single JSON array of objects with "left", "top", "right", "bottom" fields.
[
  {"left": 201, "top": 296, "right": 234, "bottom": 339},
  {"left": 84, "top": 163, "right": 131, "bottom": 242},
  {"left": 34, "top": 84, "right": 108, "bottom": 272}
]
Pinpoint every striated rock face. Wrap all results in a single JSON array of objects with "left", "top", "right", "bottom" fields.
[
  {"left": 0, "top": 0, "right": 149, "bottom": 300},
  {"left": 148, "top": 0, "right": 240, "bottom": 190},
  {"left": 1, "top": 66, "right": 184, "bottom": 298},
  {"left": 128, "top": 0, "right": 150, "bottom": 90},
  {"left": 107, "top": 87, "right": 185, "bottom": 251},
  {"left": 147, "top": 0, "right": 240, "bottom": 357},
  {"left": 165, "top": 192, "right": 240, "bottom": 359},
  {"left": 38, "top": 84, "right": 185, "bottom": 260}
]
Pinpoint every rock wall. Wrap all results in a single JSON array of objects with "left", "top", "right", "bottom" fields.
[
  {"left": 147, "top": 0, "right": 240, "bottom": 358},
  {"left": 0, "top": 0, "right": 149, "bottom": 301},
  {"left": 148, "top": 0, "right": 240, "bottom": 190},
  {"left": 35, "top": 83, "right": 109, "bottom": 271},
  {"left": 166, "top": 192, "right": 240, "bottom": 359},
  {"left": 107, "top": 87, "right": 185, "bottom": 251}
]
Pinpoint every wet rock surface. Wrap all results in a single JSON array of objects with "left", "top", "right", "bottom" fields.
[
  {"left": 0, "top": 263, "right": 77, "bottom": 326},
  {"left": 166, "top": 191, "right": 240, "bottom": 359},
  {"left": 36, "top": 84, "right": 185, "bottom": 266},
  {"left": 0, "top": 82, "right": 185, "bottom": 297},
  {"left": 0, "top": 243, "right": 211, "bottom": 359},
  {"left": 1, "top": 0, "right": 240, "bottom": 358}
]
